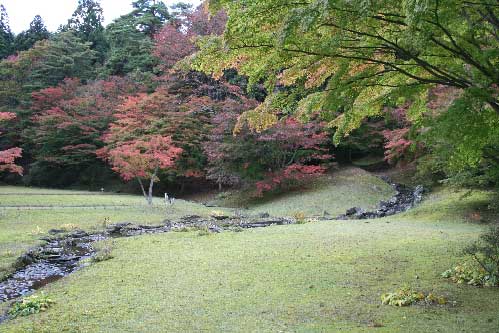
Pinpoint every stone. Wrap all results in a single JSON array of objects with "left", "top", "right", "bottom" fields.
[
  {"left": 48, "top": 229, "right": 65, "bottom": 235},
  {"left": 337, "top": 181, "right": 424, "bottom": 220}
]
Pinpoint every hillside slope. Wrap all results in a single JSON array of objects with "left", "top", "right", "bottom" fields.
[{"left": 212, "top": 167, "right": 395, "bottom": 217}]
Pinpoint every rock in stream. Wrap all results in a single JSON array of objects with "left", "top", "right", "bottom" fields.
[{"left": 337, "top": 180, "right": 424, "bottom": 220}]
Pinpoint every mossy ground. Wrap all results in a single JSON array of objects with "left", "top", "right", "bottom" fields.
[{"left": 1, "top": 169, "right": 498, "bottom": 332}]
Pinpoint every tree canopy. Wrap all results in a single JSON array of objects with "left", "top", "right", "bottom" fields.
[
  {"left": 191, "top": 0, "right": 499, "bottom": 186},
  {"left": 13, "top": 15, "right": 50, "bottom": 52},
  {"left": 0, "top": 0, "right": 498, "bottom": 192}
]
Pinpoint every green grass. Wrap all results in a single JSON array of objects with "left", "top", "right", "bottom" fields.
[
  {"left": 1, "top": 174, "right": 499, "bottom": 332},
  {"left": 0, "top": 186, "right": 231, "bottom": 279},
  {"left": 213, "top": 167, "right": 395, "bottom": 217},
  {"left": 2, "top": 217, "right": 498, "bottom": 332},
  {"left": 0, "top": 186, "right": 173, "bottom": 207}
]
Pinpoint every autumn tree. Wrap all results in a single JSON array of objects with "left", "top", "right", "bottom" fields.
[
  {"left": 0, "top": 31, "right": 96, "bottom": 106},
  {"left": 153, "top": 23, "right": 195, "bottom": 70},
  {"left": 153, "top": 4, "right": 226, "bottom": 71},
  {"left": 204, "top": 112, "right": 332, "bottom": 195},
  {"left": 98, "top": 134, "right": 182, "bottom": 205},
  {"left": 192, "top": 0, "right": 499, "bottom": 186},
  {"left": 98, "top": 93, "right": 184, "bottom": 203},
  {"left": 0, "top": 112, "right": 22, "bottom": 175},
  {"left": 28, "top": 77, "right": 141, "bottom": 165},
  {"left": 0, "top": 32, "right": 97, "bottom": 170},
  {"left": 99, "top": 70, "right": 253, "bottom": 193}
]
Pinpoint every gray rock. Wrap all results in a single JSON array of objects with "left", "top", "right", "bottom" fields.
[{"left": 337, "top": 182, "right": 424, "bottom": 220}]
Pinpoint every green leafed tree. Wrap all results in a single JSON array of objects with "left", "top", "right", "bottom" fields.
[
  {"left": 0, "top": 5, "right": 14, "bottom": 59},
  {"left": 13, "top": 15, "right": 51, "bottom": 52},
  {"left": 24, "top": 32, "right": 97, "bottom": 91},
  {"left": 103, "top": 14, "right": 157, "bottom": 76},
  {"left": 0, "top": 31, "right": 96, "bottom": 108},
  {"left": 60, "top": 0, "right": 107, "bottom": 62},
  {"left": 192, "top": 0, "right": 499, "bottom": 185},
  {"left": 131, "top": 0, "right": 171, "bottom": 37}
]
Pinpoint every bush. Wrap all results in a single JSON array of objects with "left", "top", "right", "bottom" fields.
[
  {"left": 292, "top": 211, "right": 306, "bottom": 224},
  {"left": 381, "top": 287, "right": 447, "bottom": 307},
  {"left": 441, "top": 261, "right": 495, "bottom": 287},
  {"left": 443, "top": 226, "right": 499, "bottom": 287},
  {"left": 92, "top": 239, "right": 115, "bottom": 262},
  {"left": 254, "top": 164, "right": 326, "bottom": 197},
  {"left": 9, "top": 293, "right": 55, "bottom": 318},
  {"left": 197, "top": 226, "right": 211, "bottom": 237}
]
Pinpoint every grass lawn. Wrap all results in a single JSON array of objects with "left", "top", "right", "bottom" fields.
[{"left": 1, "top": 171, "right": 499, "bottom": 332}]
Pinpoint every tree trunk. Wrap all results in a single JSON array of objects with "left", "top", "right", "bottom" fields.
[
  {"left": 147, "top": 167, "right": 159, "bottom": 206},
  {"left": 137, "top": 178, "right": 148, "bottom": 203}
]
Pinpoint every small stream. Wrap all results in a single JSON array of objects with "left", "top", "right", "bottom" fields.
[
  {"left": 0, "top": 215, "right": 295, "bottom": 314},
  {"left": 336, "top": 179, "right": 424, "bottom": 219},
  {"left": 0, "top": 232, "right": 106, "bottom": 303}
]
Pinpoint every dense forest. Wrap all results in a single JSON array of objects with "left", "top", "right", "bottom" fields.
[{"left": 0, "top": 0, "right": 498, "bottom": 201}]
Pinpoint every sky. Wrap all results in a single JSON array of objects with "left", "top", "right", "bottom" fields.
[{"left": 2, "top": 0, "right": 202, "bottom": 34}]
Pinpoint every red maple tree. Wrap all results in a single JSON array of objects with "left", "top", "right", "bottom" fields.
[
  {"left": 29, "top": 77, "right": 143, "bottom": 167},
  {"left": 97, "top": 135, "right": 182, "bottom": 205},
  {"left": 0, "top": 112, "right": 22, "bottom": 175},
  {"left": 153, "top": 5, "right": 227, "bottom": 70}
]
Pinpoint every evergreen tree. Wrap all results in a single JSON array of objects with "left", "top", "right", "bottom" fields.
[
  {"left": 14, "top": 15, "right": 50, "bottom": 52},
  {"left": 103, "top": 15, "right": 157, "bottom": 76},
  {"left": 131, "top": 0, "right": 170, "bottom": 37},
  {"left": 61, "top": 0, "right": 107, "bottom": 62},
  {"left": 26, "top": 32, "right": 96, "bottom": 90},
  {"left": 0, "top": 5, "right": 14, "bottom": 59}
]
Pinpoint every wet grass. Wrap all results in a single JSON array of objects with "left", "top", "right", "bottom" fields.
[{"left": 1, "top": 175, "right": 499, "bottom": 332}]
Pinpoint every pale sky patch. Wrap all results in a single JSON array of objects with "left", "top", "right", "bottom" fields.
[{"left": 1, "top": 0, "right": 202, "bottom": 34}]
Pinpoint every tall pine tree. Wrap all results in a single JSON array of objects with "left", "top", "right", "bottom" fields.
[
  {"left": 0, "top": 5, "right": 14, "bottom": 59},
  {"left": 103, "top": 0, "right": 170, "bottom": 76},
  {"left": 61, "top": 0, "right": 107, "bottom": 62},
  {"left": 14, "top": 15, "right": 50, "bottom": 52}
]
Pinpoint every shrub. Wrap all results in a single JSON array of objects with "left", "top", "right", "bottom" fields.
[
  {"left": 381, "top": 287, "right": 447, "bottom": 307},
  {"left": 254, "top": 164, "right": 326, "bottom": 197},
  {"left": 441, "top": 261, "right": 495, "bottom": 287},
  {"left": 197, "top": 226, "right": 211, "bottom": 237},
  {"left": 60, "top": 224, "right": 79, "bottom": 231},
  {"left": 92, "top": 239, "right": 115, "bottom": 262},
  {"left": 292, "top": 211, "right": 306, "bottom": 224},
  {"left": 443, "top": 226, "right": 499, "bottom": 287},
  {"left": 9, "top": 293, "right": 55, "bottom": 318}
]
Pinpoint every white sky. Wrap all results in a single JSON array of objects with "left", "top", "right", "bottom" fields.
[{"left": 2, "top": 0, "right": 202, "bottom": 34}]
